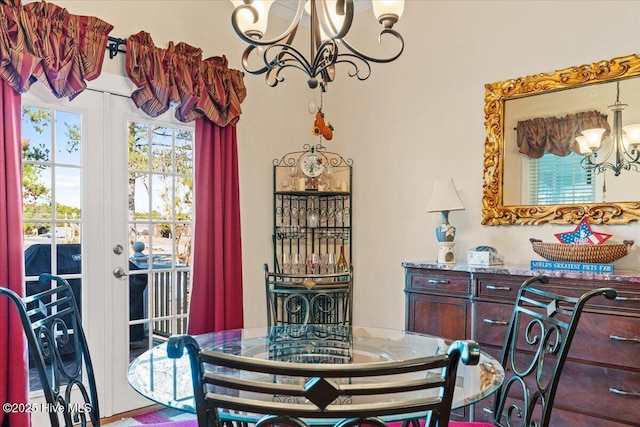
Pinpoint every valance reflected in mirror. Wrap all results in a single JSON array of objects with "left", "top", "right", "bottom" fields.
[{"left": 483, "top": 52, "right": 640, "bottom": 225}]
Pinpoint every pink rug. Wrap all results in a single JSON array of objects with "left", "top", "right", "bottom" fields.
[
  {"left": 133, "top": 409, "right": 197, "bottom": 425},
  {"left": 106, "top": 407, "right": 197, "bottom": 426}
]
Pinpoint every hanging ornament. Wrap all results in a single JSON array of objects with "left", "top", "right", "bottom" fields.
[{"left": 312, "top": 109, "right": 334, "bottom": 140}]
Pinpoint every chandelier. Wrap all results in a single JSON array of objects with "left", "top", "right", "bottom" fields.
[
  {"left": 576, "top": 81, "right": 640, "bottom": 176},
  {"left": 229, "top": 0, "right": 405, "bottom": 90}
]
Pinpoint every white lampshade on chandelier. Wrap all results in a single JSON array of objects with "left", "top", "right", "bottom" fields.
[
  {"left": 229, "top": 0, "right": 405, "bottom": 91},
  {"left": 576, "top": 81, "right": 640, "bottom": 176}
]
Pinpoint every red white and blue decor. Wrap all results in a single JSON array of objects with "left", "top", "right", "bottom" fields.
[{"left": 554, "top": 218, "right": 612, "bottom": 245}]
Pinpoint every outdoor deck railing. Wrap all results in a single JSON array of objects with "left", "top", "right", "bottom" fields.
[{"left": 151, "top": 269, "right": 190, "bottom": 337}]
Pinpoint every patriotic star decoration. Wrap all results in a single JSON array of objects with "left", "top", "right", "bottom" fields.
[{"left": 554, "top": 218, "right": 612, "bottom": 245}]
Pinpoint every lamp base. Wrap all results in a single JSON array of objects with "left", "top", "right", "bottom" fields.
[{"left": 437, "top": 242, "right": 456, "bottom": 264}]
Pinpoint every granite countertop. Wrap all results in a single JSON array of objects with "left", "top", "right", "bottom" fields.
[{"left": 402, "top": 261, "right": 640, "bottom": 283}]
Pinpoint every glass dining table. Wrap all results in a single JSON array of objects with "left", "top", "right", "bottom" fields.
[{"left": 127, "top": 325, "right": 504, "bottom": 423}]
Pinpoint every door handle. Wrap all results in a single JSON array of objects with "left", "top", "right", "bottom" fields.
[{"left": 113, "top": 267, "right": 128, "bottom": 278}]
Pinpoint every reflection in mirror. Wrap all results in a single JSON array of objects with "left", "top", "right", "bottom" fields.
[
  {"left": 503, "top": 78, "right": 640, "bottom": 206},
  {"left": 482, "top": 55, "right": 640, "bottom": 225},
  {"left": 482, "top": 53, "right": 640, "bottom": 225}
]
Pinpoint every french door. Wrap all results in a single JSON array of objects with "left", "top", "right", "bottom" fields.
[{"left": 22, "top": 74, "right": 194, "bottom": 420}]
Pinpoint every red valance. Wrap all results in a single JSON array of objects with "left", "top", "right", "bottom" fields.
[
  {"left": 125, "top": 31, "right": 246, "bottom": 127},
  {"left": 0, "top": 0, "right": 113, "bottom": 99},
  {"left": 517, "top": 110, "right": 611, "bottom": 158}
]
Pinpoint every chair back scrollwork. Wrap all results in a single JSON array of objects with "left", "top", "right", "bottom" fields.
[
  {"left": 491, "top": 275, "right": 617, "bottom": 427},
  {"left": 264, "top": 263, "right": 353, "bottom": 329},
  {"left": 0, "top": 274, "right": 100, "bottom": 427}
]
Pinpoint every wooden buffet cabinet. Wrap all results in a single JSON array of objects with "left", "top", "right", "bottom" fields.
[{"left": 403, "top": 262, "right": 640, "bottom": 427}]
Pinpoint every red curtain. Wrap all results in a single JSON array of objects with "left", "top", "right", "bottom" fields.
[
  {"left": 125, "top": 33, "right": 247, "bottom": 334},
  {"left": 0, "top": 2, "right": 113, "bottom": 424},
  {"left": 125, "top": 31, "right": 245, "bottom": 126},
  {"left": 0, "top": 78, "right": 29, "bottom": 427},
  {"left": 188, "top": 119, "right": 244, "bottom": 334},
  {"left": 0, "top": 0, "right": 113, "bottom": 99}
]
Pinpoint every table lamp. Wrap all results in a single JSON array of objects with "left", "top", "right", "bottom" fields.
[{"left": 426, "top": 178, "right": 465, "bottom": 264}]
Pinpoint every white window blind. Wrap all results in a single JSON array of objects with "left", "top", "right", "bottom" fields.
[{"left": 528, "top": 152, "right": 595, "bottom": 204}]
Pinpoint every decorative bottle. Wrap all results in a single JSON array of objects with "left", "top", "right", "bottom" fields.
[{"left": 337, "top": 245, "right": 348, "bottom": 276}]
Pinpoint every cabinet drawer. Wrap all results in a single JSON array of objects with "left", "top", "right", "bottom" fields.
[
  {"left": 476, "top": 274, "right": 640, "bottom": 313},
  {"left": 569, "top": 312, "right": 639, "bottom": 369},
  {"left": 474, "top": 301, "right": 511, "bottom": 347},
  {"left": 555, "top": 360, "right": 640, "bottom": 425},
  {"left": 476, "top": 274, "right": 528, "bottom": 301},
  {"left": 476, "top": 302, "right": 639, "bottom": 369},
  {"left": 406, "top": 269, "right": 470, "bottom": 296}
]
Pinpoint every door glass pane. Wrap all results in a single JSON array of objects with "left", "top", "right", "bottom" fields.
[
  {"left": 127, "top": 121, "right": 194, "bottom": 362},
  {"left": 22, "top": 105, "right": 83, "bottom": 392}
]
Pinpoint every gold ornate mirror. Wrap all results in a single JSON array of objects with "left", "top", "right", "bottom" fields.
[{"left": 482, "top": 52, "right": 640, "bottom": 225}]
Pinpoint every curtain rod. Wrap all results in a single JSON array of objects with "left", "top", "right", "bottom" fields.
[{"left": 107, "top": 36, "right": 126, "bottom": 59}]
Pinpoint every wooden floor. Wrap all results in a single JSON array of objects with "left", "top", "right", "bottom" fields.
[{"left": 101, "top": 404, "right": 162, "bottom": 425}]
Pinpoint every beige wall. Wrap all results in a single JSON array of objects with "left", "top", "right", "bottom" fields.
[{"left": 49, "top": 1, "right": 640, "bottom": 330}]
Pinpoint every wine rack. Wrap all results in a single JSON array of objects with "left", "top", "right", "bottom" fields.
[{"left": 272, "top": 144, "right": 353, "bottom": 275}]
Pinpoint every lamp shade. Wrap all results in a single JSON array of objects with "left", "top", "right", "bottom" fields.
[
  {"left": 372, "top": 0, "right": 405, "bottom": 21},
  {"left": 426, "top": 178, "right": 465, "bottom": 213},
  {"left": 581, "top": 128, "right": 606, "bottom": 150},
  {"left": 230, "top": 0, "right": 274, "bottom": 35}
]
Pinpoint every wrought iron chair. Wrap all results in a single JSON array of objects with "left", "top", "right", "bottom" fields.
[
  {"left": 450, "top": 275, "right": 617, "bottom": 427},
  {"left": 0, "top": 274, "right": 100, "bottom": 427},
  {"left": 1, "top": 274, "right": 189, "bottom": 427},
  {"left": 264, "top": 263, "right": 352, "bottom": 329},
  {"left": 167, "top": 333, "right": 481, "bottom": 427}
]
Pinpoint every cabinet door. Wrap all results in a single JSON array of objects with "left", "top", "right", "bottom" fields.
[{"left": 406, "top": 293, "right": 470, "bottom": 340}]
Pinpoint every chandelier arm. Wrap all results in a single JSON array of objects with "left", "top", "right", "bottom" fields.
[
  {"left": 332, "top": 54, "right": 372, "bottom": 80},
  {"left": 581, "top": 156, "right": 639, "bottom": 177},
  {"left": 264, "top": 43, "right": 314, "bottom": 74},
  {"left": 309, "top": 40, "right": 338, "bottom": 77},
  {"left": 242, "top": 41, "right": 316, "bottom": 78},
  {"left": 231, "top": 1, "right": 305, "bottom": 47},
  {"left": 316, "top": 0, "right": 354, "bottom": 41},
  {"left": 263, "top": 59, "right": 319, "bottom": 88},
  {"left": 241, "top": 45, "right": 271, "bottom": 75},
  {"left": 338, "top": 28, "right": 405, "bottom": 64},
  {"left": 620, "top": 144, "right": 640, "bottom": 162}
]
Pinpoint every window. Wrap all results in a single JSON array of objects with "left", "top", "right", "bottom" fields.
[
  {"left": 528, "top": 152, "right": 595, "bottom": 204},
  {"left": 22, "top": 105, "right": 83, "bottom": 391},
  {"left": 127, "top": 121, "right": 194, "bottom": 357}
]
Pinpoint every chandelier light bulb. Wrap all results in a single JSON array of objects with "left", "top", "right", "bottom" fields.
[
  {"left": 581, "top": 128, "right": 606, "bottom": 150},
  {"left": 574, "top": 136, "right": 590, "bottom": 155},
  {"left": 230, "top": 0, "right": 274, "bottom": 36},
  {"left": 372, "top": 0, "right": 405, "bottom": 28},
  {"left": 623, "top": 124, "right": 640, "bottom": 146}
]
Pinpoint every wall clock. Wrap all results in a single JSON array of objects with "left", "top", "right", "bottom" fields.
[{"left": 300, "top": 153, "right": 325, "bottom": 177}]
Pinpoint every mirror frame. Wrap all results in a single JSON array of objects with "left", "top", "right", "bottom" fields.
[{"left": 482, "top": 52, "right": 640, "bottom": 226}]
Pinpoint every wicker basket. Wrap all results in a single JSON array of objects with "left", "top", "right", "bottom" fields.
[{"left": 530, "top": 238, "right": 634, "bottom": 263}]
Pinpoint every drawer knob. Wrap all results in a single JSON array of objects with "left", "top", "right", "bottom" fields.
[
  {"left": 483, "top": 318, "right": 509, "bottom": 325},
  {"left": 486, "top": 284, "right": 511, "bottom": 291},
  {"left": 609, "top": 387, "right": 640, "bottom": 398},
  {"left": 610, "top": 335, "right": 640, "bottom": 343},
  {"left": 428, "top": 279, "right": 450, "bottom": 285}
]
